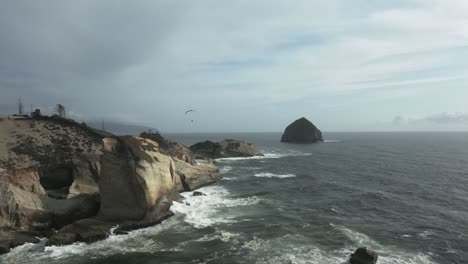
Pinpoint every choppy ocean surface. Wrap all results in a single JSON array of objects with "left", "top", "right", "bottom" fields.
[{"left": 2, "top": 132, "right": 468, "bottom": 264}]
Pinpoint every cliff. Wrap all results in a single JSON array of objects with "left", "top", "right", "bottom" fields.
[{"left": 0, "top": 117, "right": 221, "bottom": 252}]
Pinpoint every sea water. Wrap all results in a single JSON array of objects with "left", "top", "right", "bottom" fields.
[{"left": 2, "top": 132, "right": 467, "bottom": 264}]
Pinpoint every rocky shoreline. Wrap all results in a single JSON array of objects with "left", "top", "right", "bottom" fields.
[{"left": 0, "top": 117, "right": 260, "bottom": 254}]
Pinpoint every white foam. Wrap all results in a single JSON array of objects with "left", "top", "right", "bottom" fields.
[
  {"left": 222, "top": 177, "right": 239, "bottom": 181},
  {"left": 241, "top": 235, "right": 346, "bottom": 264},
  {"left": 0, "top": 219, "right": 179, "bottom": 263},
  {"left": 324, "top": 139, "right": 341, "bottom": 143},
  {"left": 220, "top": 166, "right": 233, "bottom": 173},
  {"left": 216, "top": 151, "right": 311, "bottom": 162},
  {"left": 418, "top": 230, "right": 435, "bottom": 239},
  {"left": 331, "top": 224, "right": 439, "bottom": 264},
  {"left": 254, "top": 172, "right": 296, "bottom": 178},
  {"left": 195, "top": 230, "right": 242, "bottom": 243},
  {"left": 170, "top": 185, "right": 259, "bottom": 229}
]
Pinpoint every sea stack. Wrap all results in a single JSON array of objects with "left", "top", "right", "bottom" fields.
[{"left": 281, "top": 117, "right": 323, "bottom": 143}]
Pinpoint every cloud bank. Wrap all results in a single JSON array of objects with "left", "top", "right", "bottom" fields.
[{"left": 1, "top": 1, "right": 467, "bottom": 132}]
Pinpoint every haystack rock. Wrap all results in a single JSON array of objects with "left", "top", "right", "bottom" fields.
[{"left": 281, "top": 117, "right": 323, "bottom": 143}]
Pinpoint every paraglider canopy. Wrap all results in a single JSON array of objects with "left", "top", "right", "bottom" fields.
[{"left": 185, "top": 109, "right": 196, "bottom": 124}]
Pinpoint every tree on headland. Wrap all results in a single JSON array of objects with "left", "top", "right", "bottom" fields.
[
  {"left": 17, "top": 97, "right": 24, "bottom": 116},
  {"left": 55, "top": 104, "right": 66, "bottom": 118}
]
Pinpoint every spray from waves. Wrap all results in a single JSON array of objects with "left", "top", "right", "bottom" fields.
[
  {"left": 222, "top": 177, "right": 239, "bottom": 181},
  {"left": 195, "top": 230, "right": 242, "bottom": 243},
  {"left": 0, "top": 218, "right": 181, "bottom": 264},
  {"left": 171, "top": 185, "right": 260, "bottom": 229},
  {"left": 331, "top": 224, "right": 439, "bottom": 264},
  {"left": 220, "top": 166, "right": 233, "bottom": 173},
  {"left": 254, "top": 172, "right": 296, "bottom": 179},
  {"left": 241, "top": 234, "right": 346, "bottom": 264},
  {"left": 216, "top": 151, "right": 311, "bottom": 162}
]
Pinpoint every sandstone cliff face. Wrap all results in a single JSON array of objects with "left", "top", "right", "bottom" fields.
[
  {"left": 0, "top": 181, "right": 99, "bottom": 230},
  {"left": 0, "top": 182, "right": 47, "bottom": 230},
  {"left": 139, "top": 131, "right": 195, "bottom": 165},
  {"left": 190, "top": 139, "right": 263, "bottom": 159},
  {"left": 0, "top": 118, "right": 104, "bottom": 198},
  {"left": 174, "top": 159, "right": 221, "bottom": 191},
  {"left": 0, "top": 167, "right": 46, "bottom": 196},
  {"left": 0, "top": 118, "right": 223, "bottom": 252},
  {"left": 281, "top": 117, "right": 323, "bottom": 143},
  {"left": 99, "top": 136, "right": 180, "bottom": 221},
  {"left": 68, "top": 154, "right": 101, "bottom": 198}
]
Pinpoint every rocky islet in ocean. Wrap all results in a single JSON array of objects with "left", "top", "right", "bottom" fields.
[
  {"left": 189, "top": 139, "right": 264, "bottom": 159},
  {"left": 281, "top": 117, "right": 323, "bottom": 143}
]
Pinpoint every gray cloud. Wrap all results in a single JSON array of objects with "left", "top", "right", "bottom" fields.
[
  {"left": 393, "top": 113, "right": 468, "bottom": 126},
  {"left": 1, "top": 1, "right": 467, "bottom": 132},
  {"left": 419, "top": 112, "right": 468, "bottom": 124}
]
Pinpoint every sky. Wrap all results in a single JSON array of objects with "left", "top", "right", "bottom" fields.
[{"left": 1, "top": 0, "right": 468, "bottom": 133}]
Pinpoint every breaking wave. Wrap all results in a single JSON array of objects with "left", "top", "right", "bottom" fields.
[
  {"left": 331, "top": 224, "right": 439, "bottom": 264},
  {"left": 216, "top": 151, "right": 311, "bottom": 162},
  {"left": 170, "top": 186, "right": 260, "bottom": 229},
  {"left": 254, "top": 172, "right": 296, "bottom": 178}
]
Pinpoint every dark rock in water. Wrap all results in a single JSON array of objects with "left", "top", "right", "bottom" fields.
[
  {"left": 0, "top": 231, "right": 41, "bottom": 254},
  {"left": 281, "top": 117, "right": 323, "bottom": 143},
  {"left": 190, "top": 139, "right": 263, "bottom": 159},
  {"left": 192, "top": 191, "right": 206, "bottom": 196},
  {"left": 350, "top": 247, "right": 378, "bottom": 264}
]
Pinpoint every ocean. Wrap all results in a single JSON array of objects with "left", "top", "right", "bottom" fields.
[{"left": 2, "top": 132, "right": 468, "bottom": 264}]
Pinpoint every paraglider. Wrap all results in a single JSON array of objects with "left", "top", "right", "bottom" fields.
[{"left": 185, "top": 109, "right": 196, "bottom": 124}]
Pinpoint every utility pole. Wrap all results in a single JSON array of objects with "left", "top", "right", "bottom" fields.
[{"left": 18, "top": 97, "right": 24, "bottom": 116}]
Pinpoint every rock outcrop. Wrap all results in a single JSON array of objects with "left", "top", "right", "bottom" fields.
[
  {"left": 98, "top": 136, "right": 180, "bottom": 221},
  {"left": 190, "top": 139, "right": 263, "bottom": 159},
  {"left": 47, "top": 136, "right": 186, "bottom": 246},
  {"left": 281, "top": 117, "right": 323, "bottom": 143},
  {"left": 161, "top": 141, "right": 194, "bottom": 164},
  {"left": 67, "top": 153, "right": 101, "bottom": 198},
  {"left": 349, "top": 247, "right": 378, "bottom": 264},
  {"left": 139, "top": 131, "right": 195, "bottom": 164},
  {"left": 0, "top": 181, "right": 99, "bottom": 230},
  {"left": 0, "top": 167, "right": 46, "bottom": 196},
  {"left": 0, "top": 118, "right": 223, "bottom": 253},
  {"left": 174, "top": 159, "right": 221, "bottom": 191},
  {"left": 0, "top": 231, "right": 41, "bottom": 254}
]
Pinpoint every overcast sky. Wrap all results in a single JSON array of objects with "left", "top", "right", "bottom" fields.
[{"left": 1, "top": 1, "right": 468, "bottom": 132}]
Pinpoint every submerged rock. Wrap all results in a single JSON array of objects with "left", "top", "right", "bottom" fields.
[
  {"left": 192, "top": 191, "right": 206, "bottom": 196},
  {"left": 281, "top": 117, "right": 323, "bottom": 143},
  {"left": 350, "top": 247, "right": 378, "bottom": 264},
  {"left": 190, "top": 139, "right": 263, "bottom": 159}
]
